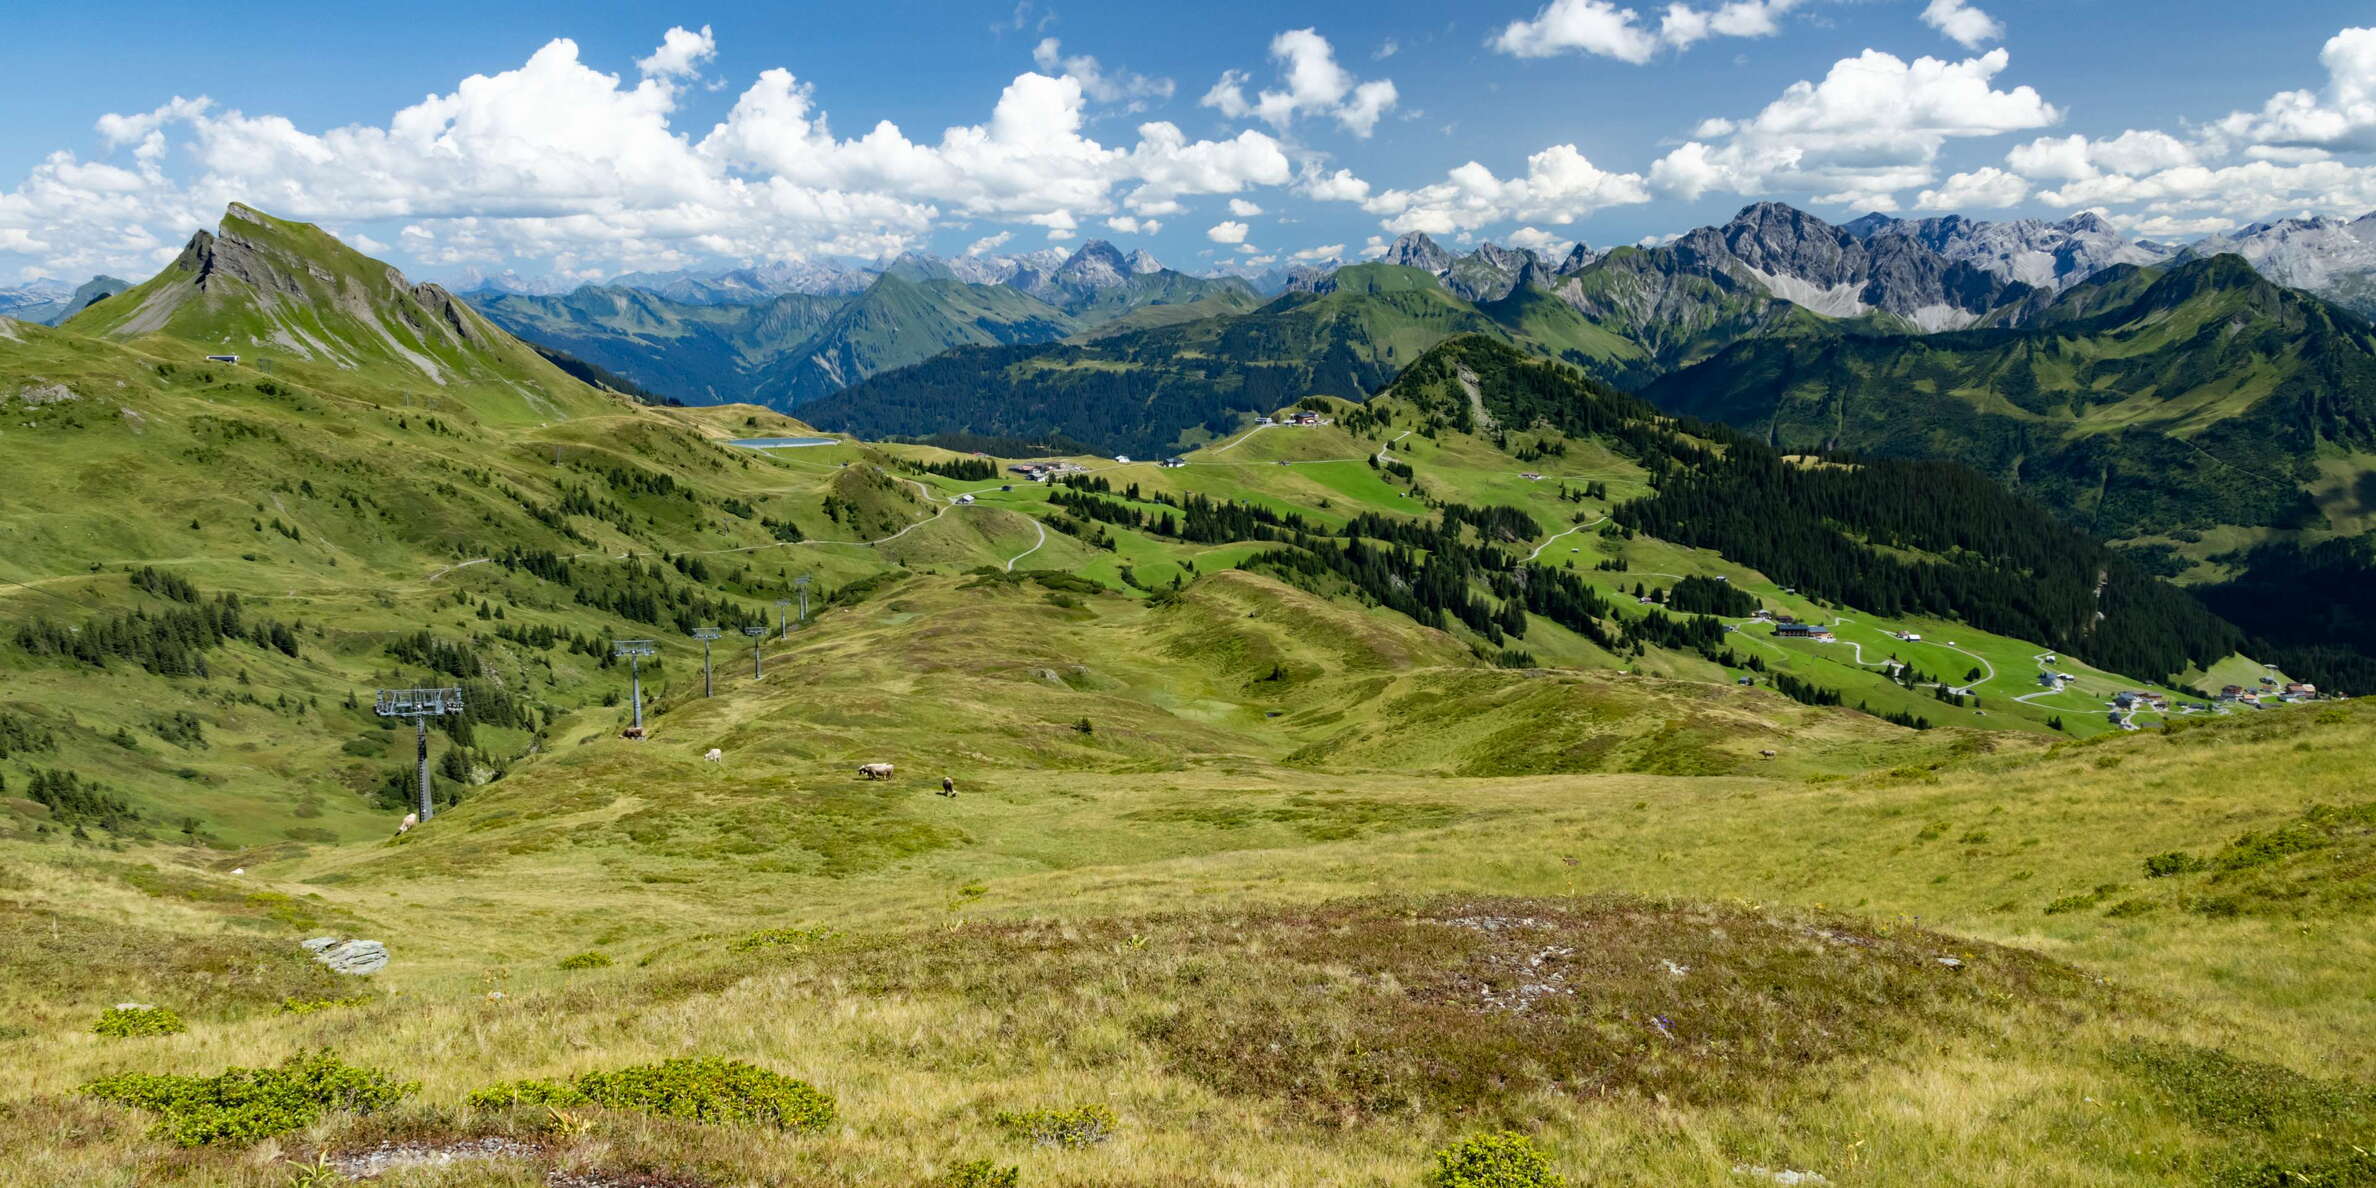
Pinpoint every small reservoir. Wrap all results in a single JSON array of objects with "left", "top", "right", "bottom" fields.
[{"left": 727, "top": 436, "right": 839, "bottom": 449}]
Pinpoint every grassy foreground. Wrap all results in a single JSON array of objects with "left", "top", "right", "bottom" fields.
[{"left": 2, "top": 572, "right": 2369, "bottom": 1187}]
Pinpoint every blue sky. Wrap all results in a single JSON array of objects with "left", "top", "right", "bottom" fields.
[{"left": 3, "top": 1, "right": 2371, "bottom": 285}]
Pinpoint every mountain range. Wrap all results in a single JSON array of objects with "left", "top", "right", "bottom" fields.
[
  {"left": 467, "top": 240, "right": 1258, "bottom": 408},
  {"left": 0, "top": 274, "right": 135, "bottom": 326},
  {"left": 20, "top": 198, "right": 2376, "bottom": 690},
  {"left": 376, "top": 202, "right": 2370, "bottom": 419}
]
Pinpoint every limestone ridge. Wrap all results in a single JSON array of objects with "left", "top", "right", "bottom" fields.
[
  {"left": 1668, "top": 201, "right": 2028, "bottom": 331},
  {"left": 1851, "top": 209, "right": 2175, "bottom": 295},
  {"left": 2179, "top": 212, "right": 2376, "bottom": 315}
]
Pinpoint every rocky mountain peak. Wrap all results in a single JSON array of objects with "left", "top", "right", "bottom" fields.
[
  {"left": 1380, "top": 231, "right": 1454, "bottom": 273},
  {"left": 2060, "top": 210, "right": 2116, "bottom": 236},
  {"left": 1127, "top": 248, "right": 1163, "bottom": 275},
  {"left": 1840, "top": 211, "right": 1897, "bottom": 239},
  {"left": 1056, "top": 240, "right": 1132, "bottom": 289},
  {"left": 882, "top": 251, "right": 959, "bottom": 283},
  {"left": 1444, "top": 241, "right": 1545, "bottom": 302}
]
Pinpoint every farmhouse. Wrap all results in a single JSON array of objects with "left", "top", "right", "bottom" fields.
[
  {"left": 1287, "top": 411, "right": 1321, "bottom": 426},
  {"left": 1775, "top": 622, "right": 1834, "bottom": 641}
]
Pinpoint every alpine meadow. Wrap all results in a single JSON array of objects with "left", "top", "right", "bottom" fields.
[{"left": 4, "top": 6, "right": 2376, "bottom": 1188}]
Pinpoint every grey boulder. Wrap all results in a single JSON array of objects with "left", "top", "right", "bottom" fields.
[{"left": 303, "top": 937, "right": 390, "bottom": 975}]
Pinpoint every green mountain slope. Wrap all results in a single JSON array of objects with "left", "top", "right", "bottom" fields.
[
  {"left": 473, "top": 253, "right": 1260, "bottom": 410},
  {"left": 1642, "top": 255, "right": 2376, "bottom": 687},
  {"left": 804, "top": 264, "right": 1665, "bottom": 456},
  {"left": 753, "top": 273, "right": 1079, "bottom": 407},
  {"left": 1644, "top": 256, "right": 2376, "bottom": 540},
  {"left": 0, "top": 211, "right": 2287, "bottom": 841},
  {"left": 68, "top": 204, "right": 612, "bottom": 425},
  {"left": 473, "top": 286, "right": 847, "bottom": 403}
]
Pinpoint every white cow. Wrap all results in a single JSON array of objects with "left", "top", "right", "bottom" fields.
[
  {"left": 397, "top": 812, "right": 418, "bottom": 835},
  {"left": 857, "top": 762, "right": 895, "bottom": 781},
  {"left": 704, "top": 748, "right": 723, "bottom": 763}
]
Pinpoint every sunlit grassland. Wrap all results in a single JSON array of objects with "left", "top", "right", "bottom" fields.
[{"left": 4, "top": 639, "right": 2366, "bottom": 1185}]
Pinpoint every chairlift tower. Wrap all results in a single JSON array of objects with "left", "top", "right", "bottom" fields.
[
  {"left": 774, "top": 599, "right": 792, "bottom": 639},
  {"left": 373, "top": 687, "right": 464, "bottom": 822},
  {"left": 614, "top": 640, "right": 658, "bottom": 731},
  {"left": 743, "top": 625, "right": 768, "bottom": 678},
  {"left": 691, "top": 627, "right": 722, "bottom": 698},
  {"left": 795, "top": 574, "right": 812, "bottom": 628}
]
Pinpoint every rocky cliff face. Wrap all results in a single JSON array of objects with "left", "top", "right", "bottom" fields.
[
  {"left": 1555, "top": 243, "right": 1602, "bottom": 275},
  {"left": 1444, "top": 242, "right": 1541, "bottom": 302},
  {"left": 1651, "top": 202, "right": 2025, "bottom": 330},
  {"left": 1859, "top": 210, "right": 2171, "bottom": 294}
]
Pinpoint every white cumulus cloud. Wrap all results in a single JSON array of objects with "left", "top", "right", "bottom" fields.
[
  {"left": 1649, "top": 48, "right": 2059, "bottom": 208},
  {"left": 0, "top": 28, "right": 1294, "bottom": 281},
  {"left": 636, "top": 25, "right": 717, "bottom": 79},
  {"left": 1207, "top": 219, "right": 1249, "bottom": 243},
  {"left": 1920, "top": 0, "right": 2003, "bottom": 51},
  {"left": 1914, "top": 166, "right": 2028, "bottom": 210},
  {"left": 1492, "top": 0, "right": 1802, "bottom": 64},
  {"left": 1352, "top": 143, "right": 1651, "bottom": 235},
  {"left": 1201, "top": 29, "right": 1399, "bottom": 138}
]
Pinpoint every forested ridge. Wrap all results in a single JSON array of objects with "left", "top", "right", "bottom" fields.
[{"left": 1390, "top": 337, "right": 2249, "bottom": 683}]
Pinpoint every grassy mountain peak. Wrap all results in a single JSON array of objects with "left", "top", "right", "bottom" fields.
[{"left": 67, "top": 202, "right": 610, "bottom": 422}]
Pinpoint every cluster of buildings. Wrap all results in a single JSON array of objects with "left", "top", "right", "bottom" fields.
[
  {"left": 1258, "top": 411, "right": 1327, "bottom": 427},
  {"left": 2217, "top": 680, "right": 2318, "bottom": 706},
  {"left": 1006, "top": 461, "right": 1087, "bottom": 482}
]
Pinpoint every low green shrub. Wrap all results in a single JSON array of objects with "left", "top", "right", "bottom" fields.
[
  {"left": 556, "top": 951, "right": 613, "bottom": 971},
  {"left": 2144, "top": 850, "right": 2204, "bottom": 878},
  {"left": 994, "top": 1103, "right": 1116, "bottom": 1149},
  {"left": 940, "top": 1158, "right": 1021, "bottom": 1187},
  {"left": 1427, "top": 1131, "right": 1566, "bottom": 1188},
  {"left": 472, "top": 1058, "right": 833, "bottom": 1132},
  {"left": 82, "top": 1050, "right": 413, "bottom": 1146},
  {"left": 2115, "top": 1040, "right": 2375, "bottom": 1133},
  {"left": 2211, "top": 1146, "right": 2376, "bottom": 1187},
  {"left": 730, "top": 926, "right": 834, "bottom": 953},
  {"left": 93, "top": 1004, "right": 185, "bottom": 1037}
]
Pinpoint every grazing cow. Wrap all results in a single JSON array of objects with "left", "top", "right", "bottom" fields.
[
  {"left": 704, "top": 748, "right": 723, "bottom": 763},
  {"left": 397, "top": 812, "right": 418, "bottom": 835},
  {"left": 858, "top": 762, "right": 895, "bottom": 781},
  {"left": 940, "top": 776, "right": 957, "bottom": 798}
]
